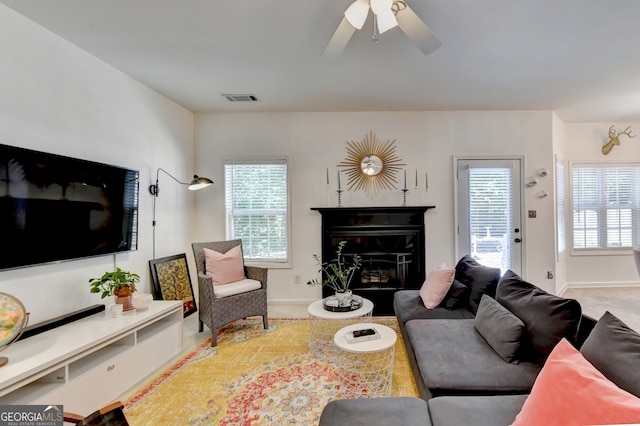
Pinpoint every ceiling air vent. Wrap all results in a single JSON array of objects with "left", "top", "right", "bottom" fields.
[{"left": 222, "top": 94, "right": 260, "bottom": 102}]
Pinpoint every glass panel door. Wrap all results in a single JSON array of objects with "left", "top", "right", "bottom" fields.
[{"left": 457, "top": 158, "right": 523, "bottom": 275}]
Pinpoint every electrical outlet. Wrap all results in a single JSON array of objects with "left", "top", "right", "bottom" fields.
[
  {"left": 528, "top": 210, "right": 537, "bottom": 218},
  {"left": 547, "top": 271, "right": 554, "bottom": 279},
  {"left": 294, "top": 274, "right": 301, "bottom": 285}
]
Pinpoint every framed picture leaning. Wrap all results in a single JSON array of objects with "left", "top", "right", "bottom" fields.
[{"left": 149, "top": 253, "right": 197, "bottom": 318}]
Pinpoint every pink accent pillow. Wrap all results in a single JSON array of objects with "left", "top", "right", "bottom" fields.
[
  {"left": 419, "top": 267, "right": 455, "bottom": 309},
  {"left": 511, "top": 338, "right": 640, "bottom": 426},
  {"left": 204, "top": 245, "right": 246, "bottom": 285}
]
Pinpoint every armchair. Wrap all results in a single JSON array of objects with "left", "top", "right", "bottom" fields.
[{"left": 191, "top": 239, "right": 269, "bottom": 346}]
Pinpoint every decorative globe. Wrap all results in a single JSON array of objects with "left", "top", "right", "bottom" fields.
[{"left": 0, "top": 292, "right": 29, "bottom": 367}]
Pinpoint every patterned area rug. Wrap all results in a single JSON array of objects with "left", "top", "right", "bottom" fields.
[{"left": 124, "top": 317, "right": 418, "bottom": 425}]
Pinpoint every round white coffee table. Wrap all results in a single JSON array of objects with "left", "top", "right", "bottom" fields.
[
  {"left": 333, "top": 322, "right": 397, "bottom": 398},
  {"left": 307, "top": 296, "right": 373, "bottom": 360}
]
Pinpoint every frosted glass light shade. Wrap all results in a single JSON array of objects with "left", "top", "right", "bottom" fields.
[
  {"left": 345, "top": 0, "right": 370, "bottom": 30},
  {"left": 376, "top": 12, "right": 398, "bottom": 33}
]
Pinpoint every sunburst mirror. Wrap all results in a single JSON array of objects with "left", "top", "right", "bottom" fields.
[{"left": 338, "top": 131, "right": 406, "bottom": 197}]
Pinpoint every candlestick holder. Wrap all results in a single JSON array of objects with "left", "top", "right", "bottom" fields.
[
  {"left": 402, "top": 188, "right": 409, "bottom": 207},
  {"left": 337, "top": 189, "right": 344, "bottom": 207}
]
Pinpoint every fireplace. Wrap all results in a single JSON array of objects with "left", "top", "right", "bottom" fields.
[{"left": 311, "top": 206, "right": 434, "bottom": 315}]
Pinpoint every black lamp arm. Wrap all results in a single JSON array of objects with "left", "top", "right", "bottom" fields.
[{"left": 149, "top": 168, "right": 190, "bottom": 197}]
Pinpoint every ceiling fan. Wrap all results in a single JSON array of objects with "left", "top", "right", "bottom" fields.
[{"left": 323, "top": 0, "right": 441, "bottom": 58}]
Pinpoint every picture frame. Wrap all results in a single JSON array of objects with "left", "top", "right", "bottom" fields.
[{"left": 149, "top": 253, "right": 197, "bottom": 318}]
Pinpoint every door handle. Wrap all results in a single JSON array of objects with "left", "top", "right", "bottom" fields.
[{"left": 514, "top": 238, "right": 522, "bottom": 243}]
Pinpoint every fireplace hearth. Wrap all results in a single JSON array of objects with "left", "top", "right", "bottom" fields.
[{"left": 311, "top": 206, "right": 435, "bottom": 315}]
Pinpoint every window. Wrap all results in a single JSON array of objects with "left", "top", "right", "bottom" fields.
[
  {"left": 571, "top": 163, "right": 640, "bottom": 251},
  {"left": 224, "top": 159, "right": 290, "bottom": 265}
]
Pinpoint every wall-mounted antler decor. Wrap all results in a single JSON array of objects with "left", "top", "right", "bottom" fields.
[{"left": 602, "top": 125, "right": 636, "bottom": 155}]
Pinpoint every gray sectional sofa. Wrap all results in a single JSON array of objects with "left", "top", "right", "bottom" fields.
[{"left": 319, "top": 255, "right": 640, "bottom": 426}]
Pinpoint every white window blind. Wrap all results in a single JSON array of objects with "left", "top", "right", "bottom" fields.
[
  {"left": 556, "top": 160, "right": 566, "bottom": 256},
  {"left": 468, "top": 167, "right": 512, "bottom": 269},
  {"left": 225, "top": 160, "right": 289, "bottom": 262},
  {"left": 571, "top": 163, "right": 640, "bottom": 250}
]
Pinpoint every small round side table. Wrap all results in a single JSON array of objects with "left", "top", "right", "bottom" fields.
[
  {"left": 307, "top": 297, "right": 373, "bottom": 360},
  {"left": 333, "top": 322, "right": 397, "bottom": 398}
]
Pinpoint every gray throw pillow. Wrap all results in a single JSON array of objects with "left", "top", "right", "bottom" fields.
[
  {"left": 474, "top": 294, "right": 525, "bottom": 363},
  {"left": 439, "top": 279, "right": 470, "bottom": 310},
  {"left": 580, "top": 311, "right": 640, "bottom": 398},
  {"left": 496, "top": 270, "right": 582, "bottom": 364}
]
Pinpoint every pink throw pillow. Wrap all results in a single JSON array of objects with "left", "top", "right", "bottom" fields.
[
  {"left": 204, "top": 245, "right": 246, "bottom": 285},
  {"left": 511, "top": 338, "right": 640, "bottom": 426},
  {"left": 419, "top": 267, "right": 455, "bottom": 309}
]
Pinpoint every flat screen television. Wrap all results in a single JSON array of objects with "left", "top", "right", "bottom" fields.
[{"left": 0, "top": 143, "right": 139, "bottom": 270}]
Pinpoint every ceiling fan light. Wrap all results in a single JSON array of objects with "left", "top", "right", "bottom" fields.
[
  {"left": 344, "top": 0, "right": 370, "bottom": 30},
  {"left": 370, "top": 0, "right": 392, "bottom": 16},
  {"left": 376, "top": 12, "right": 398, "bottom": 34}
]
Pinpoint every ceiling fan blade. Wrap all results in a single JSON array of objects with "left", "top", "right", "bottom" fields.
[
  {"left": 395, "top": 3, "right": 441, "bottom": 55},
  {"left": 323, "top": 17, "right": 357, "bottom": 58}
]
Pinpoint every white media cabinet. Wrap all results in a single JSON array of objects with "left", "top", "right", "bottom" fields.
[{"left": 0, "top": 300, "right": 183, "bottom": 414}]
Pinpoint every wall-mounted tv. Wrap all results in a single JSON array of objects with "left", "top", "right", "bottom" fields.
[{"left": 0, "top": 143, "right": 139, "bottom": 270}]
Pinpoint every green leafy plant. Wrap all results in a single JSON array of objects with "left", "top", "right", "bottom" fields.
[
  {"left": 307, "top": 241, "right": 362, "bottom": 292},
  {"left": 89, "top": 267, "right": 140, "bottom": 299}
]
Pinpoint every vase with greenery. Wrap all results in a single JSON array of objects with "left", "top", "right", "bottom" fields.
[
  {"left": 307, "top": 241, "right": 361, "bottom": 306},
  {"left": 89, "top": 268, "right": 140, "bottom": 311}
]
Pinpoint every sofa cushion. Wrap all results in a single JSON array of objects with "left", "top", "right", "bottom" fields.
[
  {"left": 319, "top": 397, "right": 431, "bottom": 426},
  {"left": 420, "top": 267, "right": 455, "bottom": 309},
  {"left": 454, "top": 255, "right": 501, "bottom": 314},
  {"left": 405, "top": 319, "right": 541, "bottom": 398},
  {"left": 495, "top": 270, "right": 581, "bottom": 363},
  {"left": 474, "top": 295, "right": 525, "bottom": 363},
  {"left": 512, "top": 338, "right": 640, "bottom": 426},
  {"left": 439, "top": 279, "right": 470, "bottom": 310},
  {"left": 428, "top": 394, "right": 527, "bottom": 426},
  {"left": 394, "top": 291, "right": 475, "bottom": 325},
  {"left": 580, "top": 311, "right": 640, "bottom": 398}
]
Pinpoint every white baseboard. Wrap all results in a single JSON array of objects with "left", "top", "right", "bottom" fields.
[{"left": 564, "top": 281, "right": 640, "bottom": 289}]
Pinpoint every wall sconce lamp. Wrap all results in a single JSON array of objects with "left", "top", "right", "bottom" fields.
[{"left": 149, "top": 168, "right": 214, "bottom": 258}]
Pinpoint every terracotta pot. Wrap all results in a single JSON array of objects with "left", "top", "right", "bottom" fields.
[{"left": 114, "top": 285, "right": 136, "bottom": 311}]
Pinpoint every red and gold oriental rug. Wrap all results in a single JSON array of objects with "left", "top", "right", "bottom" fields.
[{"left": 124, "top": 317, "right": 418, "bottom": 425}]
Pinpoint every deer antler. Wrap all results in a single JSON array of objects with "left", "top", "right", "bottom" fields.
[
  {"left": 619, "top": 126, "right": 636, "bottom": 139},
  {"left": 602, "top": 125, "right": 636, "bottom": 155}
]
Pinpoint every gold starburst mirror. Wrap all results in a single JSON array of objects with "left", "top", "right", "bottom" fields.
[{"left": 338, "top": 131, "right": 406, "bottom": 197}]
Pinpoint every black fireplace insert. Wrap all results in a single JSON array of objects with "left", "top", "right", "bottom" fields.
[{"left": 311, "top": 206, "right": 434, "bottom": 315}]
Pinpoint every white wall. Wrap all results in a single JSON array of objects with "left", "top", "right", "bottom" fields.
[
  {"left": 194, "top": 111, "right": 558, "bottom": 302},
  {"left": 563, "top": 122, "right": 640, "bottom": 287},
  {"left": 0, "top": 4, "right": 196, "bottom": 325}
]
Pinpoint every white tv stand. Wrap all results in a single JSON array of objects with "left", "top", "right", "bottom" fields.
[{"left": 0, "top": 301, "right": 183, "bottom": 414}]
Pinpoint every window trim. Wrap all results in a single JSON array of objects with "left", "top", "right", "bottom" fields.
[
  {"left": 569, "top": 161, "right": 640, "bottom": 256},
  {"left": 224, "top": 156, "right": 292, "bottom": 268},
  {"left": 555, "top": 157, "right": 566, "bottom": 261}
]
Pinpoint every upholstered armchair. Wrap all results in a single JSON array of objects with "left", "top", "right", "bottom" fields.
[{"left": 191, "top": 239, "right": 268, "bottom": 346}]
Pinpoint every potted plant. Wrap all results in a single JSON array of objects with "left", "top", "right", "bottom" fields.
[
  {"left": 89, "top": 268, "right": 140, "bottom": 311},
  {"left": 307, "top": 241, "right": 362, "bottom": 306}
]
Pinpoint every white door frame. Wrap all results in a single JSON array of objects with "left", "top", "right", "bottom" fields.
[{"left": 453, "top": 155, "right": 526, "bottom": 276}]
